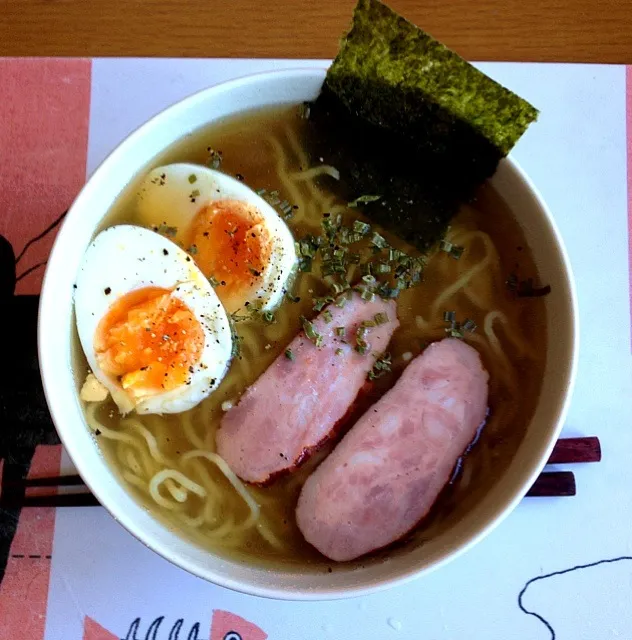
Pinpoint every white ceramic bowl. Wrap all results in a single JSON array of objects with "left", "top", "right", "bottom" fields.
[{"left": 38, "top": 68, "right": 578, "bottom": 600}]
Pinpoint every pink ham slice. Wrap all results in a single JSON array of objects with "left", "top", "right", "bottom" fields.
[
  {"left": 296, "top": 338, "right": 489, "bottom": 562},
  {"left": 216, "top": 293, "right": 399, "bottom": 484}
]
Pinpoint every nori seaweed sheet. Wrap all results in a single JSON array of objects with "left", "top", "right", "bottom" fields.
[{"left": 306, "top": 0, "right": 538, "bottom": 251}]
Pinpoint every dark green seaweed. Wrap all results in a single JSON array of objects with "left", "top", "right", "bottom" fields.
[{"left": 306, "top": 0, "right": 538, "bottom": 251}]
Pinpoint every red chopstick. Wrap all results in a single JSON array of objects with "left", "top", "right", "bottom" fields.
[
  {"left": 526, "top": 471, "right": 576, "bottom": 497},
  {"left": 547, "top": 436, "right": 601, "bottom": 464},
  {"left": 0, "top": 436, "right": 601, "bottom": 507}
]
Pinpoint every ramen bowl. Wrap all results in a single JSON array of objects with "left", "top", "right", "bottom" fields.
[{"left": 38, "top": 68, "right": 578, "bottom": 600}]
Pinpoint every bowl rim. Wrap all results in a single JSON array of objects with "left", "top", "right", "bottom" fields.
[{"left": 38, "top": 66, "right": 579, "bottom": 600}]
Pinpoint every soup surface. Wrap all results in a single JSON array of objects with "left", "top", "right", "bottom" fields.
[{"left": 79, "top": 104, "right": 547, "bottom": 571}]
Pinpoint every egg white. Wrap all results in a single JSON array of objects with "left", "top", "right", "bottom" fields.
[
  {"left": 137, "top": 163, "right": 297, "bottom": 313},
  {"left": 74, "top": 224, "right": 233, "bottom": 415}
]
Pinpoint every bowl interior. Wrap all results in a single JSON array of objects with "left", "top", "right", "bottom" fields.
[{"left": 38, "top": 68, "right": 577, "bottom": 600}]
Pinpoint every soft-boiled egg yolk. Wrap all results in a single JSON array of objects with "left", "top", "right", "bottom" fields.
[
  {"left": 187, "top": 200, "right": 272, "bottom": 312},
  {"left": 75, "top": 225, "right": 232, "bottom": 415},
  {"left": 137, "top": 164, "right": 297, "bottom": 315},
  {"left": 94, "top": 286, "right": 204, "bottom": 401}
]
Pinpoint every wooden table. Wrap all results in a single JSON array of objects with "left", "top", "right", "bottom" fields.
[{"left": 1, "top": 0, "right": 631, "bottom": 63}]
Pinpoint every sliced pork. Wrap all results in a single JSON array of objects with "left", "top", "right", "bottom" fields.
[
  {"left": 216, "top": 293, "right": 399, "bottom": 484},
  {"left": 296, "top": 338, "right": 489, "bottom": 562}
]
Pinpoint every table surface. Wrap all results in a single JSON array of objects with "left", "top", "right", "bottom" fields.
[{"left": 1, "top": 0, "right": 631, "bottom": 64}]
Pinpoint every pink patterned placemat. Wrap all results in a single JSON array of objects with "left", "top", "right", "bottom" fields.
[{"left": 1, "top": 57, "right": 631, "bottom": 640}]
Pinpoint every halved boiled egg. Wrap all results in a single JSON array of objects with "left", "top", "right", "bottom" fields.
[
  {"left": 136, "top": 163, "right": 296, "bottom": 315},
  {"left": 74, "top": 225, "right": 232, "bottom": 415}
]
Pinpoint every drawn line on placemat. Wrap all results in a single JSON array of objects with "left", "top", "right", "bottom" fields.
[
  {"left": 16, "top": 261, "right": 47, "bottom": 283},
  {"left": 9, "top": 554, "right": 52, "bottom": 559},
  {"left": 117, "top": 613, "right": 263, "bottom": 640},
  {"left": 14, "top": 209, "right": 67, "bottom": 265},
  {"left": 123, "top": 616, "right": 204, "bottom": 640},
  {"left": 0, "top": 209, "right": 69, "bottom": 588},
  {"left": 518, "top": 556, "right": 632, "bottom": 639}
]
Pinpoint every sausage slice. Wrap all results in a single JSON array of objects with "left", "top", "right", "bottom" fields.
[
  {"left": 296, "top": 338, "right": 489, "bottom": 561},
  {"left": 216, "top": 293, "right": 399, "bottom": 484}
]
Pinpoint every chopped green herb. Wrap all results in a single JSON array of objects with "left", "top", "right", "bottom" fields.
[
  {"left": 334, "top": 295, "right": 348, "bottom": 308},
  {"left": 322, "top": 213, "right": 343, "bottom": 237},
  {"left": 286, "top": 292, "right": 301, "bottom": 303},
  {"left": 157, "top": 223, "right": 178, "bottom": 238},
  {"left": 285, "top": 348, "right": 295, "bottom": 361},
  {"left": 375, "top": 262, "right": 391, "bottom": 274},
  {"left": 328, "top": 279, "right": 349, "bottom": 294},
  {"left": 336, "top": 326, "right": 346, "bottom": 337},
  {"left": 411, "top": 256, "right": 425, "bottom": 271},
  {"left": 335, "top": 348, "right": 344, "bottom": 356},
  {"left": 323, "top": 310, "right": 333, "bottom": 323},
  {"left": 360, "top": 319, "right": 376, "bottom": 328},
  {"left": 368, "top": 352, "right": 392, "bottom": 380},
  {"left": 230, "top": 311, "right": 249, "bottom": 322},
  {"left": 440, "top": 239, "right": 464, "bottom": 259},
  {"left": 188, "top": 245, "right": 199, "bottom": 255},
  {"left": 355, "top": 322, "right": 373, "bottom": 355},
  {"left": 355, "top": 340, "right": 370, "bottom": 355},
  {"left": 333, "top": 248, "right": 346, "bottom": 260},
  {"left": 188, "top": 174, "right": 197, "bottom": 184},
  {"left": 370, "top": 232, "right": 388, "bottom": 249},
  {"left": 506, "top": 273, "right": 519, "bottom": 291},
  {"left": 361, "top": 289, "right": 375, "bottom": 302},
  {"left": 208, "top": 276, "right": 219, "bottom": 287},
  {"left": 313, "top": 296, "right": 333, "bottom": 312},
  {"left": 231, "top": 332, "right": 243, "bottom": 359},
  {"left": 444, "top": 311, "right": 477, "bottom": 339},
  {"left": 262, "top": 311, "right": 275, "bottom": 324},
  {"left": 450, "top": 245, "right": 464, "bottom": 259},
  {"left": 377, "top": 283, "right": 400, "bottom": 299},
  {"left": 299, "top": 256, "right": 313, "bottom": 272},
  {"left": 352, "top": 220, "right": 372, "bottom": 234},
  {"left": 190, "top": 189, "right": 200, "bottom": 199},
  {"left": 374, "top": 312, "right": 388, "bottom": 325},
  {"left": 206, "top": 148, "right": 222, "bottom": 170},
  {"left": 301, "top": 316, "right": 323, "bottom": 346},
  {"left": 299, "top": 240, "right": 316, "bottom": 257},
  {"left": 299, "top": 102, "right": 311, "bottom": 119},
  {"left": 255, "top": 188, "right": 296, "bottom": 218},
  {"left": 348, "top": 195, "right": 381, "bottom": 208}
]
